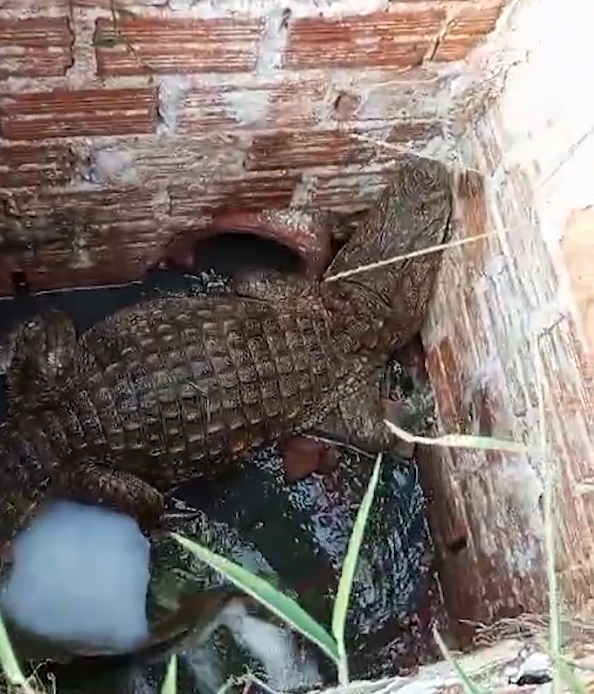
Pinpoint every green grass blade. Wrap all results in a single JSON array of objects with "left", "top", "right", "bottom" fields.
[
  {"left": 160, "top": 654, "right": 178, "bottom": 694},
  {"left": 384, "top": 420, "right": 528, "bottom": 453},
  {"left": 557, "top": 656, "right": 589, "bottom": 694},
  {"left": 331, "top": 452, "right": 383, "bottom": 684},
  {"left": 0, "top": 610, "right": 27, "bottom": 687},
  {"left": 432, "top": 627, "right": 486, "bottom": 694},
  {"left": 172, "top": 533, "right": 339, "bottom": 664}
]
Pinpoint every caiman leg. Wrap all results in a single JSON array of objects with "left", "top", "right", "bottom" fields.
[
  {"left": 53, "top": 462, "right": 165, "bottom": 534},
  {"left": 315, "top": 394, "right": 393, "bottom": 452},
  {"left": 283, "top": 371, "right": 412, "bottom": 480},
  {"left": 279, "top": 435, "right": 341, "bottom": 482}
]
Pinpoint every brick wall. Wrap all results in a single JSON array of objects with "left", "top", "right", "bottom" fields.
[
  {"left": 420, "top": 0, "right": 594, "bottom": 639},
  {"left": 0, "top": 0, "right": 505, "bottom": 294}
]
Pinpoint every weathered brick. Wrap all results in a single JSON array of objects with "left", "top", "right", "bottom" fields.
[
  {"left": 461, "top": 284, "right": 493, "bottom": 362},
  {"left": 74, "top": 0, "right": 164, "bottom": 5},
  {"left": 0, "top": 0, "right": 69, "bottom": 9},
  {"left": 170, "top": 172, "right": 298, "bottom": 217},
  {"left": 2, "top": 187, "right": 158, "bottom": 229},
  {"left": 450, "top": 295, "right": 476, "bottom": 370},
  {"left": 434, "top": 2, "right": 504, "bottom": 62},
  {"left": 94, "top": 17, "right": 262, "bottom": 77},
  {"left": 246, "top": 123, "right": 439, "bottom": 171},
  {"left": 473, "top": 115, "right": 504, "bottom": 176},
  {"left": 0, "top": 186, "right": 170, "bottom": 294},
  {"left": 356, "top": 78, "right": 448, "bottom": 122},
  {"left": 85, "top": 137, "right": 244, "bottom": 187},
  {"left": 176, "top": 78, "right": 330, "bottom": 133},
  {"left": 0, "top": 238, "right": 164, "bottom": 296},
  {"left": 425, "top": 340, "right": 463, "bottom": 433},
  {"left": 0, "top": 143, "right": 78, "bottom": 189},
  {"left": 455, "top": 169, "right": 489, "bottom": 268},
  {"left": 467, "top": 366, "right": 516, "bottom": 442},
  {"left": 562, "top": 208, "right": 594, "bottom": 353},
  {"left": 285, "top": 10, "right": 444, "bottom": 69},
  {"left": 0, "top": 17, "right": 74, "bottom": 79},
  {"left": 308, "top": 169, "right": 394, "bottom": 209},
  {"left": 437, "top": 336, "right": 464, "bottom": 430},
  {"left": 0, "top": 88, "right": 157, "bottom": 140}
]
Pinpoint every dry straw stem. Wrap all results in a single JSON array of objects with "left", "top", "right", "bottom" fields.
[
  {"left": 305, "top": 639, "right": 521, "bottom": 694},
  {"left": 384, "top": 420, "right": 529, "bottom": 454},
  {"left": 323, "top": 233, "right": 497, "bottom": 284}
]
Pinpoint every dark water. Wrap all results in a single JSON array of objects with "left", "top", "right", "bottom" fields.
[{"left": 0, "top": 234, "right": 444, "bottom": 693}]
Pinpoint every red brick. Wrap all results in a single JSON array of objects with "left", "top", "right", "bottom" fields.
[
  {"left": 309, "top": 169, "right": 395, "bottom": 209},
  {"left": 437, "top": 336, "right": 464, "bottom": 430},
  {"left": 0, "top": 0, "right": 69, "bottom": 9},
  {"left": 0, "top": 187, "right": 160, "bottom": 263},
  {"left": 246, "top": 123, "right": 439, "bottom": 171},
  {"left": 94, "top": 17, "right": 262, "bottom": 77},
  {"left": 0, "top": 18, "right": 74, "bottom": 79},
  {"left": 170, "top": 172, "right": 298, "bottom": 217},
  {"left": 0, "top": 187, "right": 170, "bottom": 294},
  {"left": 4, "top": 187, "right": 158, "bottom": 227},
  {"left": 425, "top": 341, "right": 462, "bottom": 433},
  {"left": 176, "top": 78, "right": 330, "bottom": 133},
  {"left": 450, "top": 294, "right": 475, "bottom": 366},
  {"left": 468, "top": 370, "right": 515, "bottom": 441},
  {"left": 455, "top": 169, "right": 489, "bottom": 268},
  {"left": 87, "top": 137, "right": 244, "bottom": 186},
  {"left": 0, "top": 239, "right": 164, "bottom": 296},
  {"left": 0, "top": 88, "right": 157, "bottom": 140},
  {"left": 434, "top": 2, "right": 504, "bottom": 62},
  {"left": 461, "top": 285, "right": 493, "bottom": 361},
  {"left": 0, "top": 143, "right": 78, "bottom": 189},
  {"left": 285, "top": 10, "right": 443, "bottom": 69}
]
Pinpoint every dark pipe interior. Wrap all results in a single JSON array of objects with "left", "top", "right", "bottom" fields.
[{"left": 187, "top": 231, "right": 304, "bottom": 277}]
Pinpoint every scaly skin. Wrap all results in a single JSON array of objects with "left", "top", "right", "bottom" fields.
[{"left": 0, "top": 157, "right": 452, "bottom": 549}]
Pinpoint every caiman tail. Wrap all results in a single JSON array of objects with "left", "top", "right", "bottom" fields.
[{"left": 320, "top": 156, "right": 453, "bottom": 350}]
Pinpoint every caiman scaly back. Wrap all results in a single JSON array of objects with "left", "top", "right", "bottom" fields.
[{"left": 0, "top": 156, "right": 452, "bottom": 548}]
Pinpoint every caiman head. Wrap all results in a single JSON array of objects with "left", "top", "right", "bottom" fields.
[
  {"left": 1, "top": 310, "right": 77, "bottom": 414},
  {"left": 321, "top": 156, "right": 453, "bottom": 350}
]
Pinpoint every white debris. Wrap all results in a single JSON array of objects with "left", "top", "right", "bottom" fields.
[
  {"left": 184, "top": 597, "right": 323, "bottom": 693},
  {"left": 506, "top": 648, "right": 553, "bottom": 685},
  {"left": 0, "top": 500, "right": 150, "bottom": 654}
]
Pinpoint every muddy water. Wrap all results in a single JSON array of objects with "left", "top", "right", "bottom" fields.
[{"left": 0, "top": 238, "right": 444, "bottom": 693}]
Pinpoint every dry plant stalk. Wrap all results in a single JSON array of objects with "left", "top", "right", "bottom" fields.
[{"left": 323, "top": 233, "right": 497, "bottom": 283}]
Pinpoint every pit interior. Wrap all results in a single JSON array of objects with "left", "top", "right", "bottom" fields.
[{"left": 1, "top": 0, "right": 593, "bottom": 691}]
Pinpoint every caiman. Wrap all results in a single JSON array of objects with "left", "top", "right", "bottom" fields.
[{"left": 0, "top": 156, "right": 452, "bottom": 550}]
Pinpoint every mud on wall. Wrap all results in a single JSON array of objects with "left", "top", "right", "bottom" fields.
[{"left": 0, "top": 0, "right": 505, "bottom": 293}]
